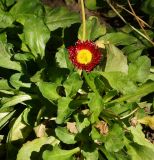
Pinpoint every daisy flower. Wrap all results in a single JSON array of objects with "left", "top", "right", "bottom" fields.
[{"left": 68, "top": 40, "right": 102, "bottom": 72}]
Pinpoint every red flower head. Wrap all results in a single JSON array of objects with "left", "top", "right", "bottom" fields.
[{"left": 68, "top": 40, "right": 102, "bottom": 72}]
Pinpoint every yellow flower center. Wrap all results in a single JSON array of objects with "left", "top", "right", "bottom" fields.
[{"left": 77, "top": 49, "right": 92, "bottom": 65}]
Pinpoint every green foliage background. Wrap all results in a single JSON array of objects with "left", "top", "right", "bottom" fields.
[{"left": 0, "top": 0, "right": 154, "bottom": 159}]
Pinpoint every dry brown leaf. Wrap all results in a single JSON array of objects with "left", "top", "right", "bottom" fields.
[
  {"left": 34, "top": 124, "right": 47, "bottom": 137},
  {"left": 95, "top": 121, "right": 109, "bottom": 135},
  {"left": 67, "top": 122, "right": 78, "bottom": 134},
  {"left": 130, "top": 117, "right": 138, "bottom": 127}
]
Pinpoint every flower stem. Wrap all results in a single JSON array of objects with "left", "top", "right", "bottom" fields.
[{"left": 80, "top": 0, "right": 86, "bottom": 41}]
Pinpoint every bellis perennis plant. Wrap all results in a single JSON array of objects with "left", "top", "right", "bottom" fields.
[{"left": 0, "top": 0, "right": 154, "bottom": 160}]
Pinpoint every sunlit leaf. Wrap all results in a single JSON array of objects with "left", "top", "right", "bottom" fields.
[
  {"left": 105, "top": 123, "right": 124, "bottom": 152},
  {"left": 63, "top": 72, "right": 83, "bottom": 97},
  {"left": 17, "top": 136, "right": 59, "bottom": 160},
  {"left": 126, "top": 141, "right": 154, "bottom": 160},
  {"left": 55, "top": 127, "right": 76, "bottom": 144},
  {"left": 0, "top": 79, "right": 13, "bottom": 91},
  {"left": 56, "top": 97, "right": 72, "bottom": 124},
  {"left": 22, "top": 16, "right": 50, "bottom": 59},
  {"left": 105, "top": 44, "right": 128, "bottom": 73},
  {"left": 128, "top": 56, "right": 151, "bottom": 83},
  {"left": 45, "top": 7, "right": 80, "bottom": 31},
  {"left": 14, "top": 52, "right": 35, "bottom": 61},
  {"left": 10, "top": 0, "right": 43, "bottom": 22},
  {"left": 38, "top": 81, "right": 60, "bottom": 102},
  {"left": 100, "top": 146, "right": 130, "bottom": 160},
  {"left": 78, "top": 16, "right": 106, "bottom": 41},
  {"left": 1, "top": 93, "right": 33, "bottom": 111},
  {"left": 101, "top": 71, "right": 137, "bottom": 95},
  {"left": 0, "top": 8, "right": 14, "bottom": 28},
  {"left": 0, "top": 111, "right": 16, "bottom": 130},
  {"left": 43, "top": 145, "right": 80, "bottom": 160},
  {"left": 56, "top": 97, "right": 87, "bottom": 124},
  {"left": 75, "top": 115, "right": 90, "bottom": 133},
  {"left": 98, "top": 32, "right": 138, "bottom": 46},
  {"left": 55, "top": 47, "right": 68, "bottom": 68},
  {"left": 8, "top": 109, "right": 32, "bottom": 142},
  {"left": 111, "top": 81, "right": 154, "bottom": 103},
  {"left": 0, "top": 42, "right": 22, "bottom": 71},
  {"left": 55, "top": 47, "right": 73, "bottom": 70},
  {"left": 88, "top": 93, "right": 104, "bottom": 123},
  {"left": 10, "top": 73, "right": 31, "bottom": 89},
  {"left": 129, "top": 124, "right": 154, "bottom": 150}
]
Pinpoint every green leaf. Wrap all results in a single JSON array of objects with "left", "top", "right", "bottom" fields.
[
  {"left": 98, "top": 32, "right": 138, "bottom": 46},
  {"left": 14, "top": 52, "right": 35, "bottom": 61},
  {"left": 1, "top": 93, "right": 33, "bottom": 111},
  {"left": 22, "top": 107, "right": 31, "bottom": 125},
  {"left": 105, "top": 44, "right": 128, "bottom": 74},
  {"left": 43, "top": 145, "right": 80, "bottom": 160},
  {"left": 8, "top": 108, "right": 32, "bottom": 142},
  {"left": 0, "top": 32, "right": 7, "bottom": 43},
  {"left": 10, "top": 0, "right": 43, "bottom": 22},
  {"left": 55, "top": 47, "right": 68, "bottom": 68},
  {"left": 91, "top": 126, "right": 103, "bottom": 142},
  {"left": 127, "top": 49, "right": 143, "bottom": 62},
  {"left": 109, "top": 102, "right": 135, "bottom": 117},
  {"left": 78, "top": 16, "right": 106, "bottom": 41},
  {"left": 75, "top": 115, "right": 90, "bottom": 133},
  {"left": 128, "top": 56, "right": 151, "bottom": 83},
  {"left": 142, "top": 0, "right": 154, "bottom": 16},
  {"left": 111, "top": 81, "right": 154, "bottom": 103},
  {"left": 85, "top": 0, "right": 97, "bottom": 10},
  {"left": 83, "top": 71, "right": 99, "bottom": 94},
  {"left": 100, "top": 146, "right": 130, "bottom": 160},
  {"left": 56, "top": 97, "right": 72, "bottom": 124},
  {"left": 22, "top": 16, "right": 50, "bottom": 59},
  {"left": 101, "top": 72, "right": 137, "bottom": 95},
  {"left": 55, "top": 127, "right": 76, "bottom": 144},
  {"left": 10, "top": 73, "right": 31, "bottom": 89},
  {"left": 122, "top": 43, "right": 145, "bottom": 55},
  {"left": 105, "top": 123, "right": 124, "bottom": 152},
  {"left": 56, "top": 98, "right": 86, "bottom": 124},
  {"left": 0, "top": 79, "right": 13, "bottom": 91},
  {"left": 5, "top": 0, "right": 15, "bottom": 7},
  {"left": 30, "top": 69, "right": 44, "bottom": 83},
  {"left": 82, "top": 143, "right": 99, "bottom": 160},
  {"left": 45, "top": 7, "right": 80, "bottom": 31},
  {"left": 147, "top": 73, "right": 154, "bottom": 81},
  {"left": 17, "top": 136, "right": 59, "bottom": 160},
  {"left": 0, "top": 8, "right": 14, "bottom": 28},
  {"left": 0, "top": 42, "right": 22, "bottom": 71},
  {"left": 126, "top": 142, "right": 154, "bottom": 160},
  {"left": 129, "top": 124, "right": 154, "bottom": 150},
  {"left": 38, "top": 81, "right": 60, "bottom": 102},
  {"left": 63, "top": 72, "right": 83, "bottom": 97},
  {"left": 88, "top": 93, "right": 104, "bottom": 123},
  {"left": 102, "top": 90, "right": 117, "bottom": 103},
  {"left": 55, "top": 47, "right": 73, "bottom": 70},
  {"left": 0, "top": 111, "right": 16, "bottom": 130}
]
